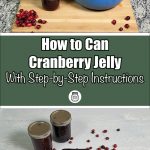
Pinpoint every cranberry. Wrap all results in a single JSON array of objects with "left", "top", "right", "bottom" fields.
[
  {"left": 96, "top": 134, "right": 99, "bottom": 137},
  {"left": 91, "top": 129, "right": 95, "bottom": 134},
  {"left": 97, "top": 148, "right": 101, "bottom": 150},
  {"left": 119, "top": 27, "right": 123, "bottom": 31},
  {"left": 116, "top": 128, "right": 120, "bottom": 132},
  {"left": 105, "top": 147, "right": 109, "bottom": 150},
  {"left": 35, "top": 25, "right": 41, "bottom": 29},
  {"left": 125, "top": 16, "right": 131, "bottom": 21},
  {"left": 26, "top": 23, "right": 32, "bottom": 27},
  {"left": 86, "top": 139, "right": 90, "bottom": 142},
  {"left": 68, "top": 141, "right": 72, "bottom": 144},
  {"left": 105, "top": 137, "right": 109, "bottom": 140},
  {"left": 113, "top": 144, "right": 117, "bottom": 148},
  {"left": 19, "top": 9, "right": 24, "bottom": 13},
  {"left": 102, "top": 130, "right": 108, "bottom": 133},
  {"left": 42, "top": 20, "right": 47, "bottom": 24},
  {"left": 101, "top": 145, "right": 105, "bottom": 149},
  {"left": 70, "top": 137, "right": 74, "bottom": 140},
  {"left": 111, "top": 20, "right": 117, "bottom": 25},
  {"left": 124, "top": 24, "right": 130, "bottom": 29},
  {"left": 38, "top": 19, "right": 43, "bottom": 23}
]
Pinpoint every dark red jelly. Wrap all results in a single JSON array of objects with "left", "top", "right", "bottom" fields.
[
  {"left": 28, "top": 121, "right": 53, "bottom": 150},
  {"left": 41, "top": 0, "right": 60, "bottom": 11},
  {"left": 50, "top": 110, "right": 72, "bottom": 143}
]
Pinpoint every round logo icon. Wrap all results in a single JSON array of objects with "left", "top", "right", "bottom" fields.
[{"left": 68, "top": 90, "right": 82, "bottom": 104}]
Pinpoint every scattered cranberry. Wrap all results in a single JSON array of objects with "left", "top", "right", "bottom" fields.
[
  {"left": 124, "top": 24, "right": 130, "bottom": 29},
  {"left": 38, "top": 19, "right": 43, "bottom": 23},
  {"left": 113, "top": 144, "right": 117, "bottom": 148},
  {"left": 119, "top": 27, "right": 123, "bottom": 31},
  {"left": 89, "top": 147, "right": 92, "bottom": 149},
  {"left": 103, "top": 130, "right": 108, "bottom": 133},
  {"left": 86, "top": 139, "right": 90, "bottom": 143},
  {"left": 116, "top": 128, "right": 120, "bottom": 132},
  {"left": 125, "top": 16, "right": 131, "bottom": 21},
  {"left": 68, "top": 141, "right": 72, "bottom": 144},
  {"left": 42, "top": 20, "right": 47, "bottom": 24},
  {"left": 91, "top": 129, "right": 95, "bottom": 134},
  {"left": 35, "top": 25, "right": 41, "bottom": 29},
  {"left": 111, "top": 20, "right": 117, "bottom": 25},
  {"left": 70, "top": 137, "right": 74, "bottom": 140},
  {"left": 97, "top": 148, "right": 101, "bottom": 150},
  {"left": 19, "top": 9, "right": 24, "bottom": 13},
  {"left": 105, "top": 137, "right": 109, "bottom": 140},
  {"left": 96, "top": 134, "right": 99, "bottom": 137},
  {"left": 105, "top": 147, "right": 109, "bottom": 150},
  {"left": 101, "top": 145, "right": 105, "bottom": 149}
]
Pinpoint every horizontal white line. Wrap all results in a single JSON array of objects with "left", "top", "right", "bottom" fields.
[
  {"left": 0, "top": 33, "right": 149, "bottom": 36},
  {"left": 0, "top": 106, "right": 149, "bottom": 109}
]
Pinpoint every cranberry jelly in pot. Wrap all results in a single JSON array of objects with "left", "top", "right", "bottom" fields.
[
  {"left": 50, "top": 110, "right": 72, "bottom": 143},
  {"left": 41, "top": 0, "right": 60, "bottom": 11},
  {"left": 28, "top": 121, "right": 53, "bottom": 150}
]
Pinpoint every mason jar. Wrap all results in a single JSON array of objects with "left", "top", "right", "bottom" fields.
[
  {"left": 50, "top": 110, "right": 72, "bottom": 143},
  {"left": 28, "top": 121, "right": 53, "bottom": 150}
]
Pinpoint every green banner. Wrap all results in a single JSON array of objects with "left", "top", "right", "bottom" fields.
[{"left": 0, "top": 35, "right": 149, "bottom": 106}]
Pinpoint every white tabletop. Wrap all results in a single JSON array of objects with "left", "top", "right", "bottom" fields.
[{"left": 0, "top": 108, "right": 150, "bottom": 150}]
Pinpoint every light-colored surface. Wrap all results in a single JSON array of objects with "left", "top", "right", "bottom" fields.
[
  {"left": 12, "top": 0, "right": 138, "bottom": 32},
  {"left": 0, "top": 108, "right": 150, "bottom": 150}
]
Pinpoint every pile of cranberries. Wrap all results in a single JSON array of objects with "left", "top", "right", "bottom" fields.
[
  {"left": 111, "top": 16, "right": 131, "bottom": 32},
  {"left": 15, "top": 9, "right": 47, "bottom": 30}
]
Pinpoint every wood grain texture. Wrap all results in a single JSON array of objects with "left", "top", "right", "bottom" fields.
[{"left": 12, "top": 0, "right": 138, "bottom": 32}]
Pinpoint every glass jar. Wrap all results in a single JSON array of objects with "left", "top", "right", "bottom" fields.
[
  {"left": 28, "top": 121, "right": 53, "bottom": 150},
  {"left": 41, "top": 0, "right": 60, "bottom": 11},
  {"left": 50, "top": 110, "right": 72, "bottom": 143}
]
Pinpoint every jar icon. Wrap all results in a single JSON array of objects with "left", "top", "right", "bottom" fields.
[{"left": 69, "top": 90, "right": 82, "bottom": 104}]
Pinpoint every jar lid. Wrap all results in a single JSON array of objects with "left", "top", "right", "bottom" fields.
[
  {"left": 50, "top": 110, "right": 72, "bottom": 126},
  {"left": 28, "top": 121, "right": 51, "bottom": 139}
]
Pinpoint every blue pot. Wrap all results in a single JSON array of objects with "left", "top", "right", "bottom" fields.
[{"left": 75, "top": 0, "right": 123, "bottom": 10}]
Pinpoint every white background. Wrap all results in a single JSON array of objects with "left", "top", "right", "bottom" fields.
[{"left": 0, "top": 108, "right": 150, "bottom": 150}]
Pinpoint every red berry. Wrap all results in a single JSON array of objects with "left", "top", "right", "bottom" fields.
[
  {"left": 35, "top": 25, "right": 41, "bottom": 29},
  {"left": 116, "top": 128, "right": 120, "bottom": 131},
  {"left": 125, "top": 16, "right": 131, "bottom": 21},
  {"left": 119, "top": 27, "right": 123, "bottom": 31},
  {"left": 105, "top": 137, "right": 109, "bottom": 140},
  {"left": 42, "top": 20, "right": 47, "bottom": 24},
  {"left": 103, "top": 130, "right": 108, "bottom": 133},
  {"left": 26, "top": 23, "right": 32, "bottom": 27},
  {"left": 38, "top": 19, "right": 43, "bottom": 23},
  {"left": 19, "top": 9, "right": 24, "bottom": 13},
  {"left": 86, "top": 139, "right": 90, "bottom": 142},
  {"left": 113, "top": 144, "right": 117, "bottom": 148},
  {"left": 111, "top": 20, "right": 117, "bottom": 25},
  {"left": 105, "top": 147, "right": 109, "bottom": 150},
  {"left": 68, "top": 141, "right": 72, "bottom": 144},
  {"left": 96, "top": 134, "right": 99, "bottom": 137},
  {"left": 97, "top": 148, "right": 101, "bottom": 150},
  {"left": 124, "top": 24, "right": 130, "bottom": 29},
  {"left": 70, "top": 137, "right": 73, "bottom": 140},
  {"left": 101, "top": 145, "right": 105, "bottom": 149}
]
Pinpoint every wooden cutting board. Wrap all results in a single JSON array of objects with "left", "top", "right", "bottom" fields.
[{"left": 12, "top": 0, "right": 138, "bottom": 32}]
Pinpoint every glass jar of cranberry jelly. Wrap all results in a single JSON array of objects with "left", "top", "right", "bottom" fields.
[
  {"left": 28, "top": 121, "right": 53, "bottom": 150},
  {"left": 41, "top": 0, "right": 60, "bottom": 11},
  {"left": 50, "top": 110, "right": 72, "bottom": 143}
]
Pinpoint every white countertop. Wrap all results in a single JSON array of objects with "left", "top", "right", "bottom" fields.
[{"left": 0, "top": 108, "right": 150, "bottom": 150}]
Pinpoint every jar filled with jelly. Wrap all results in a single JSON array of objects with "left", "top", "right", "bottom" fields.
[
  {"left": 28, "top": 121, "right": 53, "bottom": 150},
  {"left": 50, "top": 110, "right": 72, "bottom": 143},
  {"left": 41, "top": 0, "right": 60, "bottom": 11}
]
